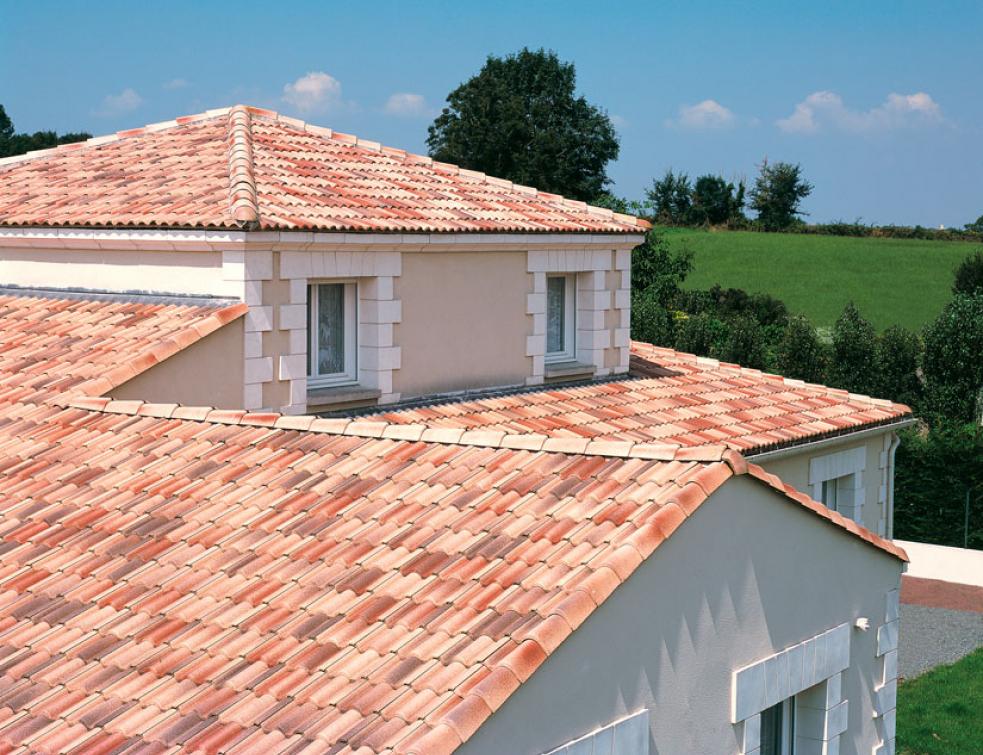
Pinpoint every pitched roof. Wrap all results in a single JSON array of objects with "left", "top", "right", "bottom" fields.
[
  {"left": 366, "top": 341, "right": 913, "bottom": 455},
  {"left": 0, "top": 291, "right": 905, "bottom": 753},
  {"left": 0, "top": 394, "right": 904, "bottom": 754},
  {"left": 0, "top": 106, "right": 649, "bottom": 235},
  {"left": 0, "top": 288, "right": 247, "bottom": 404}
]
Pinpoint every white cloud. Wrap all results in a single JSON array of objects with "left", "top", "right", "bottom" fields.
[
  {"left": 163, "top": 78, "right": 189, "bottom": 90},
  {"left": 668, "top": 99, "right": 736, "bottom": 130},
  {"left": 609, "top": 114, "right": 628, "bottom": 128},
  {"left": 777, "top": 91, "right": 943, "bottom": 134},
  {"left": 384, "top": 92, "right": 430, "bottom": 118},
  {"left": 96, "top": 88, "right": 143, "bottom": 116},
  {"left": 282, "top": 72, "right": 344, "bottom": 113}
]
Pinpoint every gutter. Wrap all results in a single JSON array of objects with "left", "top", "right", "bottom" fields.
[
  {"left": 746, "top": 418, "right": 918, "bottom": 462},
  {"left": 886, "top": 431, "right": 902, "bottom": 539}
]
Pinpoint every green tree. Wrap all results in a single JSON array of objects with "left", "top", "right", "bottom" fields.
[
  {"left": 965, "top": 215, "right": 983, "bottom": 233},
  {"left": 748, "top": 159, "right": 813, "bottom": 231},
  {"left": 0, "top": 103, "right": 90, "bottom": 158},
  {"left": 675, "top": 313, "right": 728, "bottom": 358},
  {"left": 629, "top": 230, "right": 694, "bottom": 346},
  {"left": 426, "top": 48, "right": 619, "bottom": 201},
  {"left": 952, "top": 249, "right": 983, "bottom": 296},
  {"left": 776, "top": 315, "right": 828, "bottom": 384},
  {"left": 631, "top": 230, "right": 694, "bottom": 303},
  {"left": 873, "top": 325, "right": 923, "bottom": 408},
  {"left": 646, "top": 169, "right": 692, "bottom": 225},
  {"left": 691, "top": 174, "right": 745, "bottom": 226},
  {"left": 923, "top": 293, "right": 983, "bottom": 423},
  {"left": 719, "top": 315, "right": 767, "bottom": 369},
  {"left": 828, "top": 302, "right": 877, "bottom": 395}
]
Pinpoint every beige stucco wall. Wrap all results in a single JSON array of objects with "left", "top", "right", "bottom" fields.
[
  {"left": 755, "top": 431, "right": 893, "bottom": 535},
  {"left": 111, "top": 318, "right": 245, "bottom": 408},
  {"left": 459, "top": 475, "right": 902, "bottom": 755},
  {"left": 393, "top": 251, "right": 531, "bottom": 398},
  {"left": 0, "top": 246, "right": 238, "bottom": 298}
]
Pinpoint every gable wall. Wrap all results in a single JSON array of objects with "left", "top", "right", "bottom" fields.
[
  {"left": 459, "top": 476, "right": 902, "bottom": 755},
  {"left": 110, "top": 318, "right": 245, "bottom": 408}
]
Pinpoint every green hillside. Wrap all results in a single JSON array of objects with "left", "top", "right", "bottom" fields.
[{"left": 664, "top": 228, "right": 976, "bottom": 331}]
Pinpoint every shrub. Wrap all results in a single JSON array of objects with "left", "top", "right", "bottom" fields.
[
  {"left": 873, "top": 325, "right": 923, "bottom": 408},
  {"left": 631, "top": 292, "right": 675, "bottom": 348},
  {"left": 828, "top": 302, "right": 877, "bottom": 395},
  {"left": 894, "top": 422, "right": 983, "bottom": 548},
  {"left": 631, "top": 230, "right": 694, "bottom": 306},
  {"left": 952, "top": 249, "right": 983, "bottom": 296},
  {"left": 719, "top": 315, "right": 767, "bottom": 369},
  {"left": 675, "top": 313, "right": 729, "bottom": 358},
  {"left": 776, "top": 315, "right": 828, "bottom": 384},
  {"left": 922, "top": 293, "right": 983, "bottom": 423}
]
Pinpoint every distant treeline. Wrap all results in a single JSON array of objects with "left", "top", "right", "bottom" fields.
[{"left": 783, "top": 221, "right": 983, "bottom": 243}]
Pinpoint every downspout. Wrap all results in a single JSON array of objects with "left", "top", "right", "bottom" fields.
[{"left": 886, "top": 431, "right": 902, "bottom": 540}]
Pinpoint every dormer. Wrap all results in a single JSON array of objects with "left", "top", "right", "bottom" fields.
[{"left": 0, "top": 105, "right": 647, "bottom": 414}]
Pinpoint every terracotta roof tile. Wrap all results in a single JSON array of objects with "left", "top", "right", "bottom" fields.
[
  {"left": 367, "top": 341, "right": 913, "bottom": 456},
  {"left": 0, "top": 106, "right": 649, "bottom": 235},
  {"left": 0, "top": 292, "right": 906, "bottom": 752}
]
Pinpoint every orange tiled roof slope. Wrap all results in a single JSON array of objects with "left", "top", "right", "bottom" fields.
[
  {"left": 0, "top": 106, "right": 650, "bottom": 235},
  {"left": 0, "top": 393, "right": 905, "bottom": 755},
  {"left": 0, "top": 289, "right": 247, "bottom": 404},
  {"left": 367, "top": 341, "right": 913, "bottom": 455},
  {"left": 0, "top": 290, "right": 906, "bottom": 752}
]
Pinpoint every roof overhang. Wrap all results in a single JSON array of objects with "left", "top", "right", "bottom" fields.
[
  {"left": 746, "top": 417, "right": 918, "bottom": 461},
  {"left": 0, "top": 226, "right": 647, "bottom": 253}
]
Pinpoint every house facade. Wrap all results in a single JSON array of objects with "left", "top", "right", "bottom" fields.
[{"left": 0, "top": 105, "right": 910, "bottom": 754}]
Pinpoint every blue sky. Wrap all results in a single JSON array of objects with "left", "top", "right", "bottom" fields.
[{"left": 3, "top": 0, "right": 981, "bottom": 226}]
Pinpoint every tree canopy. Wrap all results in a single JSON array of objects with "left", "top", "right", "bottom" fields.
[
  {"left": 426, "top": 48, "right": 619, "bottom": 202},
  {"left": 0, "top": 104, "right": 90, "bottom": 158},
  {"left": 748, "top": 159, "right": 813, "bottom": 231}
]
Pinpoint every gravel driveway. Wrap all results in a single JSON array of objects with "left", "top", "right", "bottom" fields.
[{"left": 898, "top": 603, "right": 983, "bottom": 679}]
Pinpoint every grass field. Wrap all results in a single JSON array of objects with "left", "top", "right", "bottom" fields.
[
  {"left": 663, "top": 228, "right": 977, "bottom": 332},
  {"left": 897, "top": 647, "right": 983, "bottom": 754}
]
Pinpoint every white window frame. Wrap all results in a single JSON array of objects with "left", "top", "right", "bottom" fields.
[
  {"left": 545, "top": 274, "right": 576, "bottom": 364},
  {"left": 307, "top": 280, "right": 358, "bottom": 388}
]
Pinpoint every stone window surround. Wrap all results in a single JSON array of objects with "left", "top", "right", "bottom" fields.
[
  {"left": 526, "top": 248, "right": 631, "bottom": 386},
  {"left": 732, "top": 622, "right": 852, "bottom": 755},
  {"left": 873, "top": 588, "right": 900, "bottom": 755},
  {"left": 235, "top": 248, "right": 400, "bottom": 413},
  {"left": 809, "top": 446, "right": 866, "bottom": 524},
  {"left": 542, "top": 709, "right": 649, "bottom": 755}
]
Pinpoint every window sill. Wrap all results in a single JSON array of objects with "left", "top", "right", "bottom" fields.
[
  {"left": 307, "top": 384, "right": 382, "bottom": 411},
  {"left": 544, "top": 361, "right": 596, "bottom": 382}
]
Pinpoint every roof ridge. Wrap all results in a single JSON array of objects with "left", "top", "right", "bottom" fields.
[
  {"left": 238, "top": 105, "right": 650, "bottom": 231},
  {"left": 226, "top": 106, "right": 260, "bottom": 229},
  {"left": 55, "top": 394, "right": 743, "bottom": 466}
]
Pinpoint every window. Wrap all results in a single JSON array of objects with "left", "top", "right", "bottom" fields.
[
  {"left": 760, "top": 698, "right": 795, "bottom": 755},
  {"left": 307, "top": 282, "right": 357, "bottom": 387},
  {"left": 546, "top": 274, "right": 576, "bottom": 363},
  {"left": 821, "top": 478, "right": 839, "bottom": 512}
]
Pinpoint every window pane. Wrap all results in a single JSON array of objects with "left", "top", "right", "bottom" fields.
[
  {"left": 316, "top": 283, "right": 345, "bottom": 375},
  {"left": 547, "top": 277, "right": 566, "bottom": 354},
  {"left": 760, "top": 701, "right": 784, "bottom": 755},
  {"left": 822, "top": 479, "right": 838, "bottom": 511}
]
